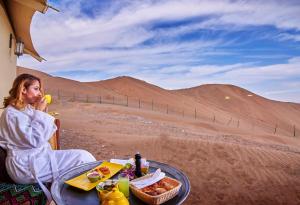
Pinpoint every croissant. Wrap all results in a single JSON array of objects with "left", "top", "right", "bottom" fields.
[
  {"left": 155, "top": 187, "right": 167, "bottom": 194},
  {"left": 160, "top": 181, "right": 174, "bottom": 190},
  {"left": 144, "top": 190, "right": 159, "bottom": 196},
  {"left": 141, "top": 178, "right": 175, "bottom": 196}
]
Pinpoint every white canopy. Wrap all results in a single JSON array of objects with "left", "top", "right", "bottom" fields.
[{"left": 4, "top": 0, "right": 58, "bottom": 61}]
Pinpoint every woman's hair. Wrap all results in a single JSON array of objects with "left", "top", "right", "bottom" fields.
[{"left": 3, "top": 73, "right": 42, "bottom": 110}]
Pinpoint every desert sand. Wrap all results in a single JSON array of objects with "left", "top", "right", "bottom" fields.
[{"left": 18, "top": 67, "right": 300, "bottom": 205}]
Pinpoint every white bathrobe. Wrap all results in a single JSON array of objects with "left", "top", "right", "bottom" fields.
[{"left": 0, "top": 105, "right": 96, "bottom": 201}]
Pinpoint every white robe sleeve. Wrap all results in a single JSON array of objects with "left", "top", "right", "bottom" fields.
[{"left": 7, "top": 109, "right": 57, "bottom": 148}]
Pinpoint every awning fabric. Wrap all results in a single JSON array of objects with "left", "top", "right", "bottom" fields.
[{"left": 4, "top": 0, "right": 50, "bottom": 61}]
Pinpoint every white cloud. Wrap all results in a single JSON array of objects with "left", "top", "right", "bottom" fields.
[
  {"left": 264, "top": 89, "right": 300, "bottom": 95},
  {"left": 28, "top": 0, "right": 300, "bottom": 55},
  {"left": 278, "top": 33, "right": 300, "bottom": 42},
  {"left": 288, "top": 56, "right": 300, "bottom": 64},
  {"left": 130, "top": 56, "right": 300, "bottom": 84}
]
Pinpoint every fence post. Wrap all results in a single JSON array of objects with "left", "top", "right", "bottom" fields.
[
  {"left": 126, "top": 96, "right": 128, "bottom": 107},
  {"left": 237, "top": 120, "right": 240, "bottom": 128},
  {"left": 274, "top": 124, "right": 277, "bottom": 134},
  {"left": 293, "top": 125, "right": 296, "bottom": 137},
  {"left": 213, "top": 115, "right": 215, "bottom": 122},
  {"left": 139, "top": 99, "right": 141, "bottom": 109},
  {"left": 167, "top": 104, "right": 168, "bottom": 114},
  {"left": 99, "top": 96, "right": 102, "bottom": 104},
  {"left": 152, "top": 100, "right": 154, "bottom": 111},
  {"left": 58, "top": 89, "right": 60, "bottom": 100},
  {"left": 194, "top": 108, "right": 197, "bottom": 119},
  {"left": 227, "top": 117, "right": 232, "bottom": 125}
]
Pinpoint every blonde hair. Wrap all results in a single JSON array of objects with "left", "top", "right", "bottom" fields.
[{"left": 3, "top": 74, "right": 42, "bottom": 110}]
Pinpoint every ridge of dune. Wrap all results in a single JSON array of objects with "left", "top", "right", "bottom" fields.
[
  {"left": 86, "top": 76, "right": 190, "bottom": 105},
  {"left": 17, "top": 67, "right": 122, "bottom": 98}
]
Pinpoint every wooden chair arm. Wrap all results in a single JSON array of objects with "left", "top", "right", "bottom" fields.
[{"left": 49, "top": 119, "right": 60, "bottom": 150}]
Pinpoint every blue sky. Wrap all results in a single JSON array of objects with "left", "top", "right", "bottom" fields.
[{"left": 18, "top": 0, "right": 300, "bottom": 103}]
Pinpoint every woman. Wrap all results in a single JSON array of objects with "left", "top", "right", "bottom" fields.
[{"left": 0, "top": 73, "right": 96, "bottom": 202}]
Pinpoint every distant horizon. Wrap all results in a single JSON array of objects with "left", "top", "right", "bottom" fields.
[{"left": 17, "top": 0, "right": 300, "bottom": 103}]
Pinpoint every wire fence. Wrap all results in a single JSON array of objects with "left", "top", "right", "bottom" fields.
[{"left": 45, "top": 89, "right": 298, "bottom": 138}]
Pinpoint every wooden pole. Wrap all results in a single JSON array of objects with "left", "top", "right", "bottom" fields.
[
  {"left": 213, "top": 115, "right": 215, "bottom": 122},
  {"left": 152, "top": 100, "right": 154, "bottom": 111},
  {"left": 167, "top": 104, "right": 169, "bottom": 114},
  {"left": 294, "top": 125, "right": 296, "bottom": 137},
  {"left": 194, "top": 108, "right": 197, "bottom": 119},
  {"left": 237, "top": 120, "right": 240, "bottom": 128},
  {"left": 139, "top": 99, "right": 141, "bottom": 109},
  {"left": 227, "top": 117, "right": 232, "bottom": 125},
  {"left": 126, "top": 96, "right": 128, "bottom": 107},
  {"left": 274, "top": 124, "right": 277, "bottom": 134}
]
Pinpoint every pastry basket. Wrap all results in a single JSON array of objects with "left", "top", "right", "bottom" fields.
[{"left": 130, "top": 176, "right": 182, "bottom": 205}]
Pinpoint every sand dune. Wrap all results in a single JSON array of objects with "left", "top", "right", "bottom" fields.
[
  {"left": 17, "top": 67, "right": 300, "bottom": 205},
  {"left": 18, "top": 66, "right": 300, "bottom": 137},
  {"left": 175, "top": 84, "right": 300, "bottom": 136}
]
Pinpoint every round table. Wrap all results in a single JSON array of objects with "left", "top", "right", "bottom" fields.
[{"left": 51, "top": 160, "right": 190, "bottom": 205}]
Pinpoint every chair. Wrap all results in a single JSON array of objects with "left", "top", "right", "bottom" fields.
[
  {"left": 0, "top": 119, "right": 60, "bottom": 205},
  {"left": 49, "top": 119, "right": 60, "bottom": 150}
]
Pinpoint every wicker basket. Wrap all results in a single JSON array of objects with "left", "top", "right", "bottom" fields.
[{"left": 130, "top": 176, "right": 182, "bottom": 205}]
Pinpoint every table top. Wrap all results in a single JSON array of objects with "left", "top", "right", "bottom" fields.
[{"left": 51, "top": 160, "right": 190, "bottom": 205}]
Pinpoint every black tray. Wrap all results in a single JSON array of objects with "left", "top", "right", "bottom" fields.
[{"left": 51, "top": 160, "right": 190, "bottom": 205}]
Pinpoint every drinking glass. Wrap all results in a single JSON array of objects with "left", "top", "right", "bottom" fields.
[{"left": 118, "top": 173, "right": 129, "bottom": 198}]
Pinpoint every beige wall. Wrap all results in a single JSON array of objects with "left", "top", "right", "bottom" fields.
[{"left": 0, "top": 1, "right": 17, "bottom": 113}]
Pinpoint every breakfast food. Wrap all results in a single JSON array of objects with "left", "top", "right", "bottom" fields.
[
  {"left": 86, "top": 171, "right": 102, "bottom": 182},
  {"left": 120, "top": 163, "right": 135, "bottom": 180},
  {"left": 96, "top": 179, "right": 119, "bottom": 201},
  {"left": 130, "top": 176, "right": 182, "bottom": 204},
  {"left": 97, "top": 180, "right": 117, "bottom": 191},
  {"left": 141, "top": 178, "right": 175, "bottom": 196},
  {"left": 98, "top": 166, "right": 110, "bottom": 175},
  {"left": 44, "top": 94, "right": 52, "bottom": 104},
  {"left": 141, "top": 158, "right": 149, "bottom": 175}
]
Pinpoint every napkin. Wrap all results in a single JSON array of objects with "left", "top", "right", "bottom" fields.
[
  {"left": 110, "top": 158, "right": 134, "bottom": 166},
  {"left": 130, "top": 169, "right": 165, "bottom": 189}
]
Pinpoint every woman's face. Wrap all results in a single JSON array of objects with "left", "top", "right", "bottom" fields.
[{"left": 22, "top": 80, "right": 42, "bottom": 104}]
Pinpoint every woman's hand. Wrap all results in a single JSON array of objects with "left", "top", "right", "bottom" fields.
[{"left": 36, "top": 97, "right": 48, "bottom": 112}]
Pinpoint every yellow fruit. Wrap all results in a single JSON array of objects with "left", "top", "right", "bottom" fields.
[{"left": 44, "top": 94, "right": 52, "bottom": 104}]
